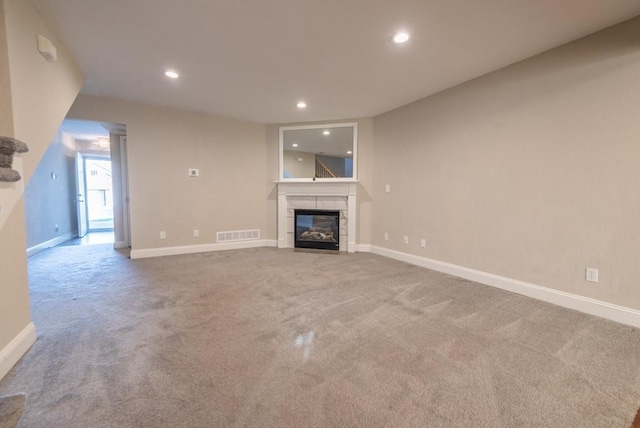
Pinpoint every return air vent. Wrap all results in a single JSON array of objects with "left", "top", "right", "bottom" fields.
[{"left": 216, "top": 229, "right": 260, "bottom": 243}]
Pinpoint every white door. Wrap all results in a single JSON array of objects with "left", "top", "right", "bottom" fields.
[{"left": 75, "top": 152, "right": 88, "bottom": 237}]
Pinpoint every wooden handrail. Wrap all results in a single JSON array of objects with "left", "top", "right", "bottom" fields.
[{"left": 315, "top": 158, "right": 337, "bottom": 178}]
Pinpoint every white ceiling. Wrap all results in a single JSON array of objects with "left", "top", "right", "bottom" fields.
[
  {"left": 32, "top": 0, "right": 640, "bottom": 125},
  {"left": 58, "top": 118, "right": 109, "bottom": 141}
]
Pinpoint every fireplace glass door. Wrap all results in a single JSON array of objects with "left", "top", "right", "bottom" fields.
[{"left": 294, "top": 210, "right": 340, "bottom": 250}]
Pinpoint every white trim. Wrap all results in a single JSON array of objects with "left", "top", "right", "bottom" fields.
[
  {"left": 0, "top": 323, "right": 36, "bottom": 381},
  {"left": 130, "top": 239, "right": 274, "bottom": 259},
  {"left": 347, "top": 184, "right": 357, "bottom": 253},
  {"left": 367, "top": 245, "right": 640, "bottom": 329},
  {"left": 119, "top": 135, "right": 131, "bottom": 248},
  {"left": 274, "top": 179, "right": 358, "bottom": 184},
  {"left": 355, "top": 244, "right": 371, "bottom": 252},
  {"left": 113, "top": 240, "right": 129, "bottom": 249},
  {"left": 26, "top": 231, "right": 76, "bottom": 257},
  {"left": 264, "top": 240, "right": 278, "bottom": 247}
]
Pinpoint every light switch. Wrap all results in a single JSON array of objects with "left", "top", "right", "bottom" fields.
[
  {"left": 385, "top": 184, "right": 391, "bottom": 193},
  {"left": 188, "top": 168, "right": 199, "bottom": 177}
]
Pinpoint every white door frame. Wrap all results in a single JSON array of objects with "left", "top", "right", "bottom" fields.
[
  {"left": 83, "top": 154, "right": 113, "bottom": 232},
  {"left": 75, "top": 152, "right": 88, "bottom": 237},
  {"left": 118, "top": 135, "right": 131, "bottom": 248}
]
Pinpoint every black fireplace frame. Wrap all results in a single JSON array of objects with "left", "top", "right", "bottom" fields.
[{"left": 294, "top": 209, "right": 340, "bottom": 250}]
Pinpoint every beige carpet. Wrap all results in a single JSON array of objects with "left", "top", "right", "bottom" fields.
[
  {"left": 0, "top": 394, "right": 25, "bottom": 428},
  {"left": 1, "top": 244, "right": 639, "bottom": 427}
]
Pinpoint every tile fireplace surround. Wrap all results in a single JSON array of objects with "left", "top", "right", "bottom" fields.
[{"left": 277, "top": 181, "right": 357, "bottom": 252}]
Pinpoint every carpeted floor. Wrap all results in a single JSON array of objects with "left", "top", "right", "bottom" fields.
[
  {"left": 1, "top": 244, "right": 639, "bottom": 427},
  {"left": 0, "top": 394, "right": 25, "bottom": 428}
]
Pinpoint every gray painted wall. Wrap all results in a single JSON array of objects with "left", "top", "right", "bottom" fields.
[
  {"left": 372, "top": 16, "right": 640, "bottom": 310},
  {"left": 25, "top": 132, "right": 77, "bottom": 248},
  {"left": 67, "top": 95, "right": 268, "bottom": 251}
]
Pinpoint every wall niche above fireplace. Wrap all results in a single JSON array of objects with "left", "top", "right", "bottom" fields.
[{"left": 279, "top": 123, "right": 357, "bottom": 181}]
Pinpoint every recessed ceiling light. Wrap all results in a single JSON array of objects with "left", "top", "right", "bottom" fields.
[
  {"left": 391, "top": 32, "right": 410, "bottom": 44},
  {"left": 347, "top": 151, "right": 352, "bottom": 154},
  {"left": 292, "top": 143, "right": 299, "bottom": 147},
  {"left": 296, "top": 101, "right": 307, "bottom": 109},
  {"left": 164, "top": 70, "right": 179, "bottom": 79},
  {"left": 323, "top": 130, "right": 330, "bottom": 135}
]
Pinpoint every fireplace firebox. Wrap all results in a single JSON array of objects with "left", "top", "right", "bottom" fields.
[{"left": 294, "top": 209, "right": 340, "bottom": 250}]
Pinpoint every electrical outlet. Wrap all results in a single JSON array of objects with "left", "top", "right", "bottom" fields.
[
  {"left": 384, "top": 232, "right": 389, "bottom": 241},
  {"left": 586, "top": 268, "right": 598, "bottom": 283},
  {"left": 193, "top": 229, "right": 199, "bottom": 237},
  {"left": 188, "top": 168, "right": 199, "bottom": 177},
  {"left": 160, "top": 231, "right": 166, "bottom": 239},
  {"left": 420, "top": 238, "right": 426, "bottom": 248},
  {"left": 403, "top": 235, "right": 409, "bottom": 245}
]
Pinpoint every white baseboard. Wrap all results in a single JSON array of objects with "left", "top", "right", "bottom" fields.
[
  {"left": 367, "top": 245, "right": 640, "bottom": 329},
  {"left": 0, "top": 323, "right": 36, "bottom": 381},
  {"left": 130, "top": 239, "right": 275, "bottom": 259},
  {"left": 113, "top": 241, "right": 129, "bottom": 249},
  {"left": 356, "top": 244, "right": 371, "bottom": 252},
  {"left": 26, "top": 232, "right": 76, "bottom": 257}
]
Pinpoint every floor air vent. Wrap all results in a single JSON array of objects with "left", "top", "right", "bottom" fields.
[{"left": 217, "top": 229, "right": 260, "bottom": 243}]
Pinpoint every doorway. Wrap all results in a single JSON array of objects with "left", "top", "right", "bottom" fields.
[
  {"left": 83, "top": 156, "right": 114, "bottom": 231},
  {"left": 24, "top": 118, "right": 129, "bottom": 256},
  {"left": 74, "top": 140, "right": 115, "bottom": 240}
]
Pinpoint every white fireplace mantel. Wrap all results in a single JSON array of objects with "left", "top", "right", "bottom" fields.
[{"left": 277, "top": 181, "right": 357, "bottom": 252}]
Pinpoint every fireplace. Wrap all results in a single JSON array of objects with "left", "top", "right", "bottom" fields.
[
  {"left": 277, "top": 181, "right": 356, "bottom": 252},
  {"left": 294, "top": 209, "right": 340, "bottom": 250}
]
